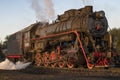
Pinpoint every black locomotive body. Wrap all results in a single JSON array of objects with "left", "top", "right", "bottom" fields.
[{"left": 6, "top": 6, "right": 116, "bottom": 69}]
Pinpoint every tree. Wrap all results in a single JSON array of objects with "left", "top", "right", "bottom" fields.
[{"left": 110, "top": 28, "right": 120, "bottom": 54}]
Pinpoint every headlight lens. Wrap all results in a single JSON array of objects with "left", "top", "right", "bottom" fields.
[{"left": 95, "top": 11, "right": 105, "bottom": 19}]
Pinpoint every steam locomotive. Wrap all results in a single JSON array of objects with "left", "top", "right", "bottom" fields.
[{"left": 6, "top": 6, "right": 116, "bottom": 69}]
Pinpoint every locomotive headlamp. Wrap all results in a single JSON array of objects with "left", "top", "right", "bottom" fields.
[{"left": 95, "top": 11, "right": 105, "bottom": 19}]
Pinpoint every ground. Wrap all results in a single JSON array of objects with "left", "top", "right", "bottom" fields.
[{"left": 0, "top": 66, "right": 120, "bottom": 80}]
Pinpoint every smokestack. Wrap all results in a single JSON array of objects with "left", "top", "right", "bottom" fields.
[{"left": 31, "top": 0, "right": 55, "bottom": 22}]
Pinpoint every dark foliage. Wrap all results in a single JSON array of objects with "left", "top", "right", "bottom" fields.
[{"left": 110, "top": 28, "right": 120, "bottom": 54}]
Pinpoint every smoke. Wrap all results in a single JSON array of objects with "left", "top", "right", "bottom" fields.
[
  {"left": 0, "top": 59, "right": 31, "bottom": 70},
  {"left": 81, "top": 0, "right": 94, "bottom": 6},
  {"left": 44, "top": 0, "right": 55, "bottom": 19},
  {"left": 30, "top": 0, "right": 55, "bottom": 22},
  {"left": 31, "top": 0, "right": 46, "bottom": 21}
]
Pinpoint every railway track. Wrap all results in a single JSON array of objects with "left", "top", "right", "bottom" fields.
[
  {"left": 20, "top": 65, "right": 120, "bottom": 77},
  {"left": 0, "top": 65, "right": 120, "bottom": 80}
]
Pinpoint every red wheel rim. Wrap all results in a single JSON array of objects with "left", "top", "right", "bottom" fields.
[
  {"left": 67, "top": 62, "right": 74, "bottom": 68},
  {"left": 58, "top": 61, "right": 65, "bottom": 68},
  {"left": 51, "top": 63, "right": 57, "bottom": 68},
  {"left": 87, "top": 63, "right": 94, "bottom": 69}
]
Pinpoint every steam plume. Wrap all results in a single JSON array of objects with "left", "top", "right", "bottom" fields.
[
  {"left": 44, "top": 0, "right": 55, "bottom": 19},
  {"left": 0, "top": 59, "right": 31, "bottom": 70},
  {"left": 31, "top": 0, "right": 55, "bottom": 22}
]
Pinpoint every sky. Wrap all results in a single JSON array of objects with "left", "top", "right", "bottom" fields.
[{"left": 0, "top": 0, "right": 120, "bottom": 41}]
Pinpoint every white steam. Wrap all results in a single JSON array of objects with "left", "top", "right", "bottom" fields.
[
  {"left": 31, "top": 0, "right": 55, "bottom": 22},
  {"left": 0, "top": 59, "right": 31, "bottom": 70}
]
